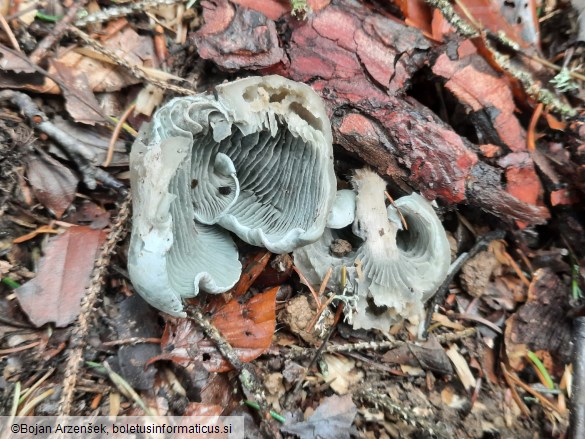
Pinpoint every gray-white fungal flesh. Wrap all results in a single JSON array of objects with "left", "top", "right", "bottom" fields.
[{"left": 128, "top": 76, "right": 336, "bottom": 316}]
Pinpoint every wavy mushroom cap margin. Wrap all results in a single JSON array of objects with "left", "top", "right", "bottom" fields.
[
  {"left": 293, "top": 169, "right": 451, "bottom": 331},
  {"left": 128, "top": 76, "right": 336, "bottom": 316}
]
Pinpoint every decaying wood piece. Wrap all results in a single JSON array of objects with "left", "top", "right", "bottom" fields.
[{"left": 192, "top": 0, "right": 551, "bottom": 225}]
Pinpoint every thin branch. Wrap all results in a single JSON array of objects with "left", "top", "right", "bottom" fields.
[
  {"left": 58, "top": 195, "right": 132, "bottom": 415},
  {"left": 29, "top": 0, "right": 88, "bottom": 64},
  {"left": 0, "top": 90, "right": 125, "bottom": 191}
]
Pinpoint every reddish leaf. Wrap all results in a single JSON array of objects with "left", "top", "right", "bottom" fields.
[
  {"left": 15, "top": 226, "right": 107, "bottom": 327},
  {"left": 0, "top": 44, "right": 37, "bottom": 73},
  {"left": 498, "top": 152, "right": 545, "bottom": 214},
  {"left": 231, "top": 251, "right": 271, "bottom": 297},
  {"left": 458, "top": 0, "right": 537, "bottom": 47},
  {"left": 154, "top": 287, "right": 278, "bottom": 372},
  {"left": 432, "top": 40, "right": 527, "bottom": 153},
  {"left": 395, "top": 0, "right": 433, "bottom": 35},
  {"left": 27, "top": 152, "right": 79, "bottom": 219}
]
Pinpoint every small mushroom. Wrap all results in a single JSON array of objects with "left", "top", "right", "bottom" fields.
[
  {"left": 293, "top": 169, "right": 451, "bottom": 331},
  {"left": 326, "top": 189, "right": 356, "bottom": 229},
  {"left": 129, "top": 76, "right": 336, "bottom": 316}
]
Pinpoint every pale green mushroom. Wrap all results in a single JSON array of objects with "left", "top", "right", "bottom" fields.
[
  {"left": 129, "top": 76, "right": 336, "bottom": 316},
  {"left": 293, "top": 169, "right": 451, "bottom": 331}
]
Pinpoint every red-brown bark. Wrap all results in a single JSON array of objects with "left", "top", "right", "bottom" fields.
[{"left": 192, "top": 0, "right": 551, "bottom": 225}]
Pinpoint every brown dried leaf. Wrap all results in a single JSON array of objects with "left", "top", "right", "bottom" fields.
[
  {"left": 382, "top": 337, "right": 453, "bottom": 375},
  {"left": 52, "top": 117, "right": 129, "bottom": 167},
  {"left": 27, "top": 152, "right": 79, "bottom": 218},
  {"left": 154, "top": 287, "right": 278, "bottom": 372},
  {"left": 504, "top": 268, "right": 572, "bottom": 371},
  {"left": 0, "top": 28, "right": 154, "bottom": 95},
  {"left": 15, "top": 226, "right": 107, "bottom": 327},
  {"left": 432, "top": 40, "right": 527, "bottom": 153},
  {"left": 459, "top": 0, "right": 536, "bottom": 47},
  {"left": 0, "top": 44, "right": 36, "bottom": 73},
  {"left": 51, "top": 60, "right": 108, "bottom": 125}
]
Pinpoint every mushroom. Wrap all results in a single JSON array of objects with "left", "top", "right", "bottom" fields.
[
  {"left": 129, "top": 75, "right": 336, "bottom": 316},
  {"left": 326, "top": 189, "right": 356, "bottom": 229},
  {"left": 293, "top": 169, "right": 451, "bottom": 331}
]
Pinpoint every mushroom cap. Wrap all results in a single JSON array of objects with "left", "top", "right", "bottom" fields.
[
  {"left": 293, "top": 169, "right": 451, "bottom": 331},
  {"left": 352, "top": 191, "right": 451, "bottom": 330},
  {"left": 128, "top": 76, "right": 336, "bottom": 315},
  {"left": 326, "top": 189, "right": 356, "bottom": 229}
]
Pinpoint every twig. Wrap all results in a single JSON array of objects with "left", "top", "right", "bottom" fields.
[
  {"left": 501, "top": 362, "right": 531, "bottom": 416},
  {"left": 503, "top": 365, "right": 565, "bottom": 415},
  {"left": 29, "top": 0, "right": 88, "bottom": 64},
  {"left": 87, "top": 361, "right": 155, "bottom": 416},
  {"left": 284, "top": 319, "right": 338, "bottom": 409},
  {"left": 74, "top": 0, "right": 184, "bottom": 28},
  {"left": 101, "top": 337, "right": 161, "bottom": 347},
  {"left": 385, "top": 190, "right": 408, "bottom": 230},
  {"left": 355, "top": 389, "right": 450, "bottom": 438},
  {"left": 422, "top": 230, "right": 505, "bottom": 338},
  {"left": 424, "top": 0, "right": 577, "bottom": 117},
  {"left": 104, "top": 103, "right": 136, "bottom": 167},
  {"left": 570, "top": 316, "right": 585, "bottom": 439},
  {"left": 0, "top": 90, "right": 125, "bottom": 191},
  {"left": 58, "top": 195, "right": 132, "bottom": 415},
  {"left": 68, "top": 27, "right": 195, "bottom": 96},
  {"left": 0, "top": 12, "right": 21, "bottom": 51},
  {"left": 18, "top": 388, "right": 55, "bottom": 416},
  {"left": 527, "top": 103, "right": 543, "bottom": 152},
  {"left": 283, "top": 327, "right": 476, "bottom": 359}
]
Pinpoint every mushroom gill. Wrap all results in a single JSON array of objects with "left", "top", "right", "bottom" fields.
[
  {"left": 128, "top": 75, "right": 336, "bottom": 316},
  {"left": 293, "top": 169, "right": 451, "bottom": 331}
]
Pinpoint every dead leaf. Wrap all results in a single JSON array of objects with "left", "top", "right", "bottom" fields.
[
  {"left": 52, "top": 117, "right": 129, "bottom": 167},
  {"left": 504, "top": 268, "right": 572, "bottom": 371},
  {"left": 498, "top": 152, "right": 545, "bottom": 218},
  {"left": 64, "top": 201, "right": 111, "bottom": 229},
  {"left": 446, "top": 344, "right": 476, "bottom": 391},
  {"left": 395, "top": 0, "right": 433, "bottom": 35},
  {"left": 456, "top": 0, "right": 533, "bottom": 47},
  {"left": 51, "top": 60, "right": 109, "bottom": 125},
  {"left": 27, "top": 152, "right": 79, "bottom": 219},
  {"left": 460, "top": 250, "right": 500, "bottom": 297},
  {"left": 15, "top": 226, "right": 107, "bottom": 327},
  {"left": 281, "top": 394, "right": 357, "bottom": 439},
  {"left": 109, "top": 295, "right": 162, "bottom": 391},
  {"left": 432, "top": 40, "right": 527, "bottom": 153},
  {"left": 0, "top": 43, "right": 36, "bottom": 73},
  {"left": 382, "top": 337, "right": 453, "bottom": 375},
  {"left": 153, "top": 287, "right": 278, "bottom": 372},
  {"left": 321, "top": 354, "right": 364, "bottom": 395},
  {"left": 0, "top": 28, "right": 155, "bottom": 96}
]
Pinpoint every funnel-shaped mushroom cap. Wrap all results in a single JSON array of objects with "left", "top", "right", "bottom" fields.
[
  {"left": 351, "top": 169, "right": 451, "bottom": 329},
  {"left": 293, "top": 169, "right": 450, "bottom": 331},
  {"left": 128, "top": 75, "right": 336, "bottom": 315}
]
